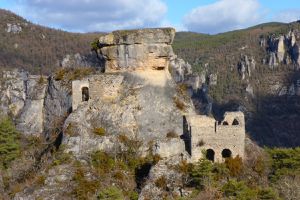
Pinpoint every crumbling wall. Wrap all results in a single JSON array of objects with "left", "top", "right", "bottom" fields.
[
  {"left": 185, "top": 112, "right": 245, "bottom": 162},
  {"left": 72, "top": 75, "right": 124, "bottom": 110},
  {"left": 72, "top": 80, "right": 89, "bottom": 110}
]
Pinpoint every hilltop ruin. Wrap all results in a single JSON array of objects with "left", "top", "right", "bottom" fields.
[{"left": 71, "top": 28, "right": 246, "bottom": 162}]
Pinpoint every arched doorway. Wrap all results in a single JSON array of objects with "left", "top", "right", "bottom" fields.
[
  {"left": 82, "top": 87, "right": 89, "bottom": 102},
  {"left": 222, "top": 121, "right": 229, "bottom": 125},
  {"left": 206, "top": 149, "right": 215, "bottom": 162},
  {"left": 232, "top": 119, "right": 239, "bottom": 125},
  {"left": 222, "top": 149, "right": 232, "bottom": 158}
]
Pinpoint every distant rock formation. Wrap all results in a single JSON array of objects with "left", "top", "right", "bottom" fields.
[
  {"left": 6, "top": 23, "right": 22, "bottom": 33},
  {"left": 267, "top": 30, "right": 300, "bottom": 69}
]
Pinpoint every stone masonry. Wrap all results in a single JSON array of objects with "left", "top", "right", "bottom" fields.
[
  {"left": 72, "top": 74, "right": 124, "bottom": 110},
  {"left": 183, "top": 112, "right": 245, "bottom": 162}
]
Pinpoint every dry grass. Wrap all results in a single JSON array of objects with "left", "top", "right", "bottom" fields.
[
  {"left": 166, "top": 130, "right": 178, "bottom": 139},
  {"left": 173, "top": 96, "right": 186, "bottom": 111}
]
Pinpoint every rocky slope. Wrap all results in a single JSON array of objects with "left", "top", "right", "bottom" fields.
[{"left": 0, "top": 28, "right": 197, "bottom": 199}]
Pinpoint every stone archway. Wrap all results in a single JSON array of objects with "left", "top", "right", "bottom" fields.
[
  {"left": 206, "top": 149, "right": 215, "bottom": 162},
  {"left": 222, "top": 149, "right": 232, "bottom": 158},
  {"left": 82, "top": 87, "right": 89, "bottom": 102},
  {"left": 222, "top": 121, "right": 229, "bottom": 125},
  {"left": 232, "top": 118, "right": 239, "bottom": 125}
]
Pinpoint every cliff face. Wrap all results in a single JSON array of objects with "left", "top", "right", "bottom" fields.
[
  {"left": 0, "top": 70, "right": 47, "bottom": 135},
  {"left": 98, "top": 28, "right": 175, "bottom": 71}
]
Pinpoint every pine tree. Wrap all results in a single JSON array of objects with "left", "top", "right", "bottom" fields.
[{"left": 0, "top": 117, "right": 20, "bottom": 169}]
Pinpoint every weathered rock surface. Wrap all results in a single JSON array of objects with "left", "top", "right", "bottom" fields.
[
  {"left": 269, "top": 52, "right": 278, "bottom": 69},
  {"left": 0, "top": 70, "right": 48, "bottom": 135},
  {"left": 98, "top": 28, "right": 175, "bottom": 72},
  {"left": 6, "top": 23, "right": 22, "bottom": 33},
  {"left": 238, "top": 55, "right": 256, "bottom": 79},
  {"left": 16, "top": 76, "right": 47, "bottom": 135},
  {"left": 139, "top": 155, "right": 191, "bottom": 200},
  {"left": 169, "top": 57, "right": 192, "bottom": 82},
  {"left": 14, "top": 164, "right": 75, "bottom": 200},
  {"left": 61, "top": 53, "right": 102, "bottom": 69},
  {"left": 208, "top": 73, "right": 217, "bottom": 85},
  {"left": 43, "top": 77, "right": 72, "bottom": 138},
  {"left": 277, "top": 36, "right": 285, "bottom": 63},
  {"left": 63, "top": 70, "right": 194, "bottom": 158},
  {"left": 292, "top": 42, "right": 300, "bottom": 67}
]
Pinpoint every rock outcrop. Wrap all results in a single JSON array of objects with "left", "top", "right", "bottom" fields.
[
  {"left": 267, "top": 31, "right": 300, "bottom": 68},
  {"left": 63, "top": 70, "right": 194, "bottom": 158},
  {"left": 43, "top": 77, "right": 72, "bottom": 138},
  {"left": 98, "top": 28, "right": 175, "bottom": 72},
  {"left": 6, "top": 23, "right": 22, "bottom": 33},
  {"left": 0, "top": 70, "right": 47, "bottom": 135},
  {"left": 238, "top": 55, "right": 256, "bottom": 79},
  {"left": 169, "top": 57, "right": 192, "bottom": 82},
  {"left": 292, "top": 42, "right": 300, "bottom": 67}
]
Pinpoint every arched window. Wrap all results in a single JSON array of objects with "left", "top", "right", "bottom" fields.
[
  {"left": 82, "top": 87, "right": 89, "bottom": 102},
  {"left": 206, "top": 149, "right": 215, "bottom": 162},
  {"left": 232, "top": 119, "right": 239, "bottom": 125},
  {"left": 222, "top": 121, "right": 229, "bottom": 125},
  {"left": 222, "top": 149, "right": 232, "bottom": 158}
]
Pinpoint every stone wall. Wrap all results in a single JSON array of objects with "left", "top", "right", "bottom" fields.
[
  {"left": 184, "top": 112, "right": 245, "bottom": 162},
  {"left": 72, "top": 75, "right": 124, "bottom": 110},
  {"left": 72, "top": 79, "right": 89, "bottom": 110}
]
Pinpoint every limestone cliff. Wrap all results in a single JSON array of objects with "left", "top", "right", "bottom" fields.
[{"left": 98, "top": 28, "right": 175, "bottom": 71}]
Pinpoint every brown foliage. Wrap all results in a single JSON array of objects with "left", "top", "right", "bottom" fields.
[{"left": 225, "top": 156, "right": 243, "bottom": 177}]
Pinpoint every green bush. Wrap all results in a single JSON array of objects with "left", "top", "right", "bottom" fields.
[
  {"left": 91, "top": 151, "right": 116, "bottom": 174},
  {"left": 266, "top": 147, "right": 300, "bottom": 181},
  {"left": 93, "top": 127, "right": 106, "bottom": 136},
  {"left": 0, "top": 117, "right": 20, "bottom": 169},
  {"left": 190, "top": 159, "right": 214, "bottom": 189},
  {"left": 97, "top": 186, "right": 124, "bottom": 200},
  {"left": 258, "top": 187, "right": 280, "bottom": 200},
  {"left": 222, "top": 180, "right": 257, "bottom": 200}
]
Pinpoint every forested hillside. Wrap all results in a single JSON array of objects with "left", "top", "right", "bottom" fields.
[{"left": 0, "top": 9, "right": 101, "bottom": 74}]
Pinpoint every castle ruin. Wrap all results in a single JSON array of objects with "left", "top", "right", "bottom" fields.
[
  {"left": 183, "top": 112, "right": 245, "bottom": 162},
  {"left": 71, "top": 28, "right": 246, "bottom": 163}
]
